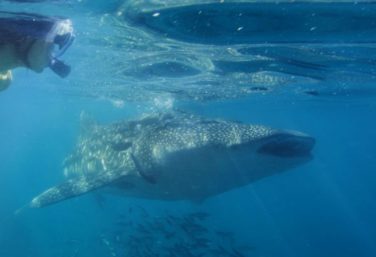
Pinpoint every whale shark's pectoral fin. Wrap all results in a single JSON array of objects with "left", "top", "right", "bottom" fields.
[
  {"left": 30, "top": 169, "right": 127, "bottom": 208},
  {"left": 130, "top": 154, "right": 157, "bottom": 184}
]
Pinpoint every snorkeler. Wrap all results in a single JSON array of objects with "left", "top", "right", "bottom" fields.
[{"left": 0, "top": 11, "right": 75, "bottom": 91}]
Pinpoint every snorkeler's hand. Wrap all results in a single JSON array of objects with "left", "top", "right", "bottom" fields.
[{"left": 0, "top": 70, "right": 12, "bottom": 91}]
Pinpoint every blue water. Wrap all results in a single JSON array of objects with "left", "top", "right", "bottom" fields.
[{"left": 1, "top": 1, "right": 376, "bottom": 257}]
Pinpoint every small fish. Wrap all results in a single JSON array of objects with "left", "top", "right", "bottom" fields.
[
  {"left": 215, "top": 230, "right": 235, "bottom": 244},
  {"left": 192, "top": 237, "right": 211, "bottom": 248},
  {"left": 136, "top": 224, "right": 150, "bottom": 234},
  {"left": 188, "top": 212, "right": 210, "bottom": 221},
  {"left": 230, "top": 247, "right": 247, "bottom": 257}
]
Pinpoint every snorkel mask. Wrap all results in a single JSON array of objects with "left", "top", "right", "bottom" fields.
[
  {"left": 47, "top": 19, "right": 75, "bottom": 78},
  {"left": 1, "top": 12, "right": 75, "bottom": 78}
]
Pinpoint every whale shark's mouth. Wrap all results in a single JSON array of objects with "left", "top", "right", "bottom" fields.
[{"left": 257, "top": 131, "right": 315, "bottom": 158}]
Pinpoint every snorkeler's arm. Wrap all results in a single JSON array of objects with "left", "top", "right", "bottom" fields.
[{"left": 0, "top": 70, "right": 12, "bottom": 91}]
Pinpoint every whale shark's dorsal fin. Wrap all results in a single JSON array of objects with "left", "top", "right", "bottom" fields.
[{"left": 79, "top": 111, "right": 98, "bottom": 135}]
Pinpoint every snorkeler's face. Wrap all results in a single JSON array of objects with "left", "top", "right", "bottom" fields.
[{"left": 27, "top": 40, "right": 53, "bottom": 73}]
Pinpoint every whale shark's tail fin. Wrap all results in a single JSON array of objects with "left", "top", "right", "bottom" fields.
[
  {"left": 0, "top": 203, "right": 30, "bottom": 227},
  {"left": 14, "top": 204, "right": 29, "bottom": 216},
  {"left": 30, "top": 169, "right": 127, "bottom": 208}
]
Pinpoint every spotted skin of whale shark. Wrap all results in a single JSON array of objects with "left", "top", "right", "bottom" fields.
[{"left": 30, "top": 112, "right": 315, "bottom": 208}]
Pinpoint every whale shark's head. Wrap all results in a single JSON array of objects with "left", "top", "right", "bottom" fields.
[
  {"left": 123, "top": 115, "right": 314, "bottom": 200},
  {"left": 30, "top": 113, "right": 315, "bottom": 208},
  {"left": 257, "top": 130, "right": 314, "bottom": 157}
]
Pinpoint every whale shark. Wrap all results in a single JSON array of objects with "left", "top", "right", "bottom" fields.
[{"left": 30, "top": 112, "right": 315, "bottom": 208}]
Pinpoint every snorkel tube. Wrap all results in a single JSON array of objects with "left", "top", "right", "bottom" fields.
[
  {"left": 49, "top": 58, "right": 71, "bottom": 78},
  {"left": 47, "top": 19, "right": 75, "bottom": 78}
]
